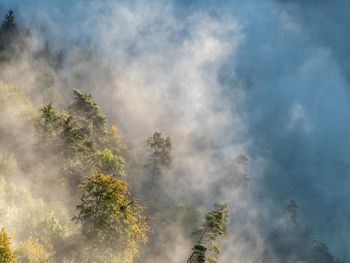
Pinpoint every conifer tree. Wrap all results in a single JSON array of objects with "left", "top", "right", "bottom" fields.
[
  {"left": 0, "top": 228, "right": 14, "bottom": 263},
  {"left": 146, "top": 132, "right": 172, "bottom": 190},
  {"left": 1, "top": 10, "right": 17, "bottom": 32},
  {"left": 70, "top": 89, "right": 107, "bottom": 139},
  {"left": 0, "top": 10, "right": 18, "bottom": 53},
  {"left": 187, "top": 204, "right": 229, "bottom": 263},
  {"left": 56, "top": 49, "right": 64, "bottom": 69},
  {"left": 285, "top": 200, "right": 298, "bottom": 224}
]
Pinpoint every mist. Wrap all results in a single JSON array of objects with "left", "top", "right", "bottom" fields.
[{"left": 0, "top": 0, "right": 348, "bottom": 262}]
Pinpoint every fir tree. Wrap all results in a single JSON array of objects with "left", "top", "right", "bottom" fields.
[
  {"left": 70, "top": 89, "right": 107, "bottom": 139},
  {"left": 0, "top": 228, "right": 14, "bottom": 263},
  {"left": 0, "top": 10, "right": 18, "bottom": 53},
  {"left": 285, "top": 200, "right": 298, "bottom": 224},
  {"left": 1, "top": 10, "right": 17, "bottom": 32},
  {"left": 187, "top": 204, "right": 229, "bottom": 263},
  {"left": 56, "top": 49, "right": 64, "bottom": 69}
]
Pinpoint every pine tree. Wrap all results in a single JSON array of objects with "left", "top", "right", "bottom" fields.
[
  {"left": 285, "top": 200, "right": 298, "bottom": 224},
  {"left": 1, "top": 10, "right": 17, "bottom": 32},
  {"left": 187, "top": 204, "right": 229, "bottom": 263},
  {"left": 56, "top": 49, "right": 64, "bottom": 69},
  {"left": 0, "top": 228, "right": 14, "bottom": 263},
  {"left": 70, "top": 89, "right": 107, "bottom": 139},
  {"left": 0, "top": 10, "right": 18, "bottom": 52}
]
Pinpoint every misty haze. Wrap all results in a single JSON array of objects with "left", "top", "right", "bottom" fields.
[{"left": 0, "top": 0, "right": 348, "bottom": 262}]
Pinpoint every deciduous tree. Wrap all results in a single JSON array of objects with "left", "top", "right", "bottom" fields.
[
  {"left": 146, "top": 132, "right": 172, "bottom": 190},
  {"left": 74, "top": 173, "right": 149, "bottom": 262}
]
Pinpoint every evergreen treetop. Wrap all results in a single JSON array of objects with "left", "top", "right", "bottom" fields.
[
  {"left": 188, "top": 204, "right": 229, "bottom": 263},
  {"left": 70, "top": 89, "right": 107, "bottom": 138},
  {"left": 1, "top": 10, "right": 17, "bottom": 32}
]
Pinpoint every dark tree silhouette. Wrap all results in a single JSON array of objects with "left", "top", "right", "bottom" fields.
[
  {"left": 285, "top": 199, "right": 298, "bottom": 224},
  {"left": 1, "top": 10, "right": 17, "bottom": 32}
]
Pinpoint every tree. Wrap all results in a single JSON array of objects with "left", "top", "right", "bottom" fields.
[
  {"left": 55, "top": 49, "right": 64, "bottom": 69},
  {"left": 74, "top": 173, "right": 149, "bottom": 262},
  {"left": 308, "top": 243, "right": 338, "bottom": 263},
  {"left": 0, "top": 228, "right": 14, "bottom": 263},
  {"left": 97, "top": 149, "right": 126, "bottom": 177},
  {"left": 70, "top": 89, "right": 107, "bottom": 139},
  {"left": 35, "top": 104, "right": 65, "bottom": 151},
  {"left": 1, "top": 10, "right": 17, "bottom": 33},
  {"left": 16, "top": 237, "right": 50, "bottom": 263},
  {"left": 0, "top": 10, "right": 18, "bottom": 55},
  {"left": 285, "top": 200, "right": 298, "bottom": 224},
  {"left": 35, "top": 92, "right": 127, "bottom": 193},
  {"left": 40, "top": 40, "right": 51, "bottom": 61},
  {"left": 61, "top": 116, "right": 88, "bottom": 156},
  {"left": 187, "top": 204, "right": 229, "bottom": 263},
  {"left": 146, "top": 132, "right": 172, "bottom": 190},
  {"left": 35, "top": 104, "right": 90, "bottom": 158}
]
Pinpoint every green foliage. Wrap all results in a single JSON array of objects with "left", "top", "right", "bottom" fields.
[
  {"left": 100, "top": 125, "right": 127, "bottom": 157},
  {"left": 188, "top": 204, "right": 229, "bottom": 263},
  {"left": 97, "top": 149, "right": 126, "bottom": 177},
  {"left": 74, "top": 174, "right": 149, "bottom": 260},
  {"left": 70, "top": 89, "right": 107, "bottom": 139},
  {"left": 146, "top": 132, "right": 172, "bottom": 190},
  {"left": 0, "top": 228, "right": 14, "bottom": 263},
  {"left": 35, "top": 104, "right": 66, "bottom": 153},
  {"left": 146, "top": 132, "right": 172, "bottom": 170},
  {"left": 43, "top": 212, "right": 68, "bottom": 238},
  {"left": 61, "top": 116, "right": 88, "bottom": 155},
  {"left": 204, "top": 204, "right": 229, "bottom": 242},
  {"left": 35, "top": 90, "right": 128, "bottom": 196},
  {"left": 191, "top": 244, "right": 206, "bottom": 263},
  {"left": 35, "top": 104, "right": 91, "bottom": 158}
]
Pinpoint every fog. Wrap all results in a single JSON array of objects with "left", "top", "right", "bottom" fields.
[{"left": 0, "top": 0, "right": 348, "bottom": 262}]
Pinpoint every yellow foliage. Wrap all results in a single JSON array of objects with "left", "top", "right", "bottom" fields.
[
  {"left": 0, "top": 81, "right": 37, "bottom": 120},
  {"left": 16, "top": 237, "right": 50, "bottom": 263},
  {"left": 76, "top": 173, "right": 149, "bottom": 261},
  {"left": 0, "top": 228, "right": 14, "bottom": 263}
]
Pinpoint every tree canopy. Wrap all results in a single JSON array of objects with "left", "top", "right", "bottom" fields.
[{"left": 74, "top": 173, "right": 149, "bottom": 261}]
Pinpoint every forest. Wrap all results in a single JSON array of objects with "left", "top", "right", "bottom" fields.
[{"left": 0, "top": 6, "right": 344, "bottom": 263}]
